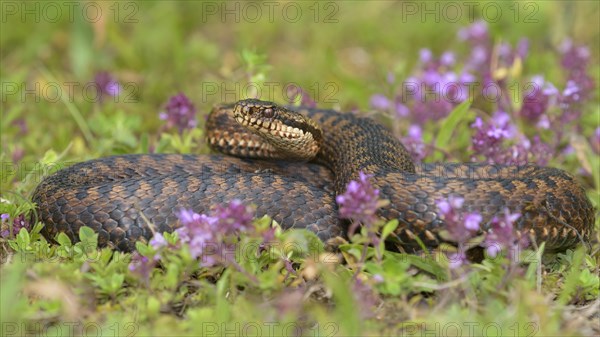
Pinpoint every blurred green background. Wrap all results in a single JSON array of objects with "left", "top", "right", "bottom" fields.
[{"left": 1, "top": 0, "right": 599, "bottom": 164}]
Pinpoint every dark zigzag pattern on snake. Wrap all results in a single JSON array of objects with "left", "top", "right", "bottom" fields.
[{"left": 32, "top": 104, "right": 594, "bottom": 252}]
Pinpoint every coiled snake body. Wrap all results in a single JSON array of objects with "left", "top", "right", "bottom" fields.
[{"left": 32, "top": 100, "right": 594, "bottom": 252}]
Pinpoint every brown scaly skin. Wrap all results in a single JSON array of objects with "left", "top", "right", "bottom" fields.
[{"left": 32, "top": 100, "right": 594, "bottom": 252}]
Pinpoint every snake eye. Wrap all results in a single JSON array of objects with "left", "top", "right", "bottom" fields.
[{"left": 263, "top": 108, "right": 274, "bottom": 118}]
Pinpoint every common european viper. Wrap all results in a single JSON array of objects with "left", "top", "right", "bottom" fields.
[{"left": 32, "top": 99, "right": 595, "bottom": 252}]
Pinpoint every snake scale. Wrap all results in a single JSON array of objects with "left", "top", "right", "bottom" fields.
[{"left": 32, "top": 99, "right": 595, "bottom": 252}]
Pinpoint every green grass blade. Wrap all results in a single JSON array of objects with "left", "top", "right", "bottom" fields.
[{"left": 433, "top": 99, "right": 473, "bottom": 161}]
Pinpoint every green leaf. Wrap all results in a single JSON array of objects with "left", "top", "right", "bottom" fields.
[
  {"left": 7, "top": 241, "right": 19, "bottom": 251},
  {"left": 135, "top": 241, "right": 153, "bottom": 257},
  {"left": 39, "top": 66, "right": 94, "bottom": 144},
  {"left": 524, "top": 243, "right": 545, "bottom": 283},
  {"left": 395, "top": 253, "right": 447, "bottom": 281},
  {"left": 16, "top": 227, "right": 30, "bottom": 249},
  {"left": 56, "top": 232, "right": 72, "bottom": 247},
  {"left": 140, "top": 133, "right": 150, "bottom": 153},
  {"left": 253, "top": 214, "right": 273, "bottom": 230},
  {"left": 0, "top": 256, "right": 27, "bottom": 323},
  {"left": 380, "top": 219, "right": 399, "bottom": 241},
  {"left": 280, "top": 229, "right": 324, "bottom": 258},
  {"left": 110, "top": 273, "right": 125, "bottom": 292},
  {"left": 433, "top": 100, "right": 473, "bottom": 160},
  {"left": 146, "top": 296, "right": 161, "bottom": 319},
  {"left": 39, "top": 149, "right": 59, "bottom": 166},
  {"left": 90, "top": 109, "right": 142, "bottom": 153},
  {"left": 378, "top": 219, "right": 399, "bottom": 256},
  {"left": 215, "top": 269, "right": 232, "bottom": 322},
  {"left": 557, "top": 246, "right": 586, "bottom": 305},
  {"left": 323, "top": 270, "right": 361, "bottom": 336},
  {"left": 79, "top": 226, "right": 98, "bottom": 251},
  {"left": 165, "top": 261, "right": 181, "bottom": 290},
  {"left": 70, "top": 13, "right": 94, "bottom": 79}
]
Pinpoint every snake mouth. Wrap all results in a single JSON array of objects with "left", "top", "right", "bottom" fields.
[{"left": 233, "top": 99, "right": 308, "bottom": 140}]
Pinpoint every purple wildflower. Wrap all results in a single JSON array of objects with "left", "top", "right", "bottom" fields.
[
  {"left": 591, "top": 127, "right": 600, "bottom": 154},
  {"left": 213, "top": 199, "right": 254, "bottom": 233},
  {"left": 438, "top": 72, "right": 463, "bottom": 102},
  {"left": 519, "top": 76, "right": 558, "bottom": 122},
  {"left": 558, "top": 40, "right": 595, "bottom": 123},
  {"left": 483, "top": 210, "right": 527, "bottom": 260},
  {"left": 452, "top": 72, "right": 477, "bottom": 102},
  {"left": 459, "top": 21, "right": 495, "bottom": 86},
  {"left": 11, "top": 147, "right": 24, "bottom": 163},
  {"left": 436, "top": 196, "right": 481, "bottom": 244},
  {"left": 412, "top": 97, "right": 455, "bottom": 124},
  {"left": 93, "top": 71, "right": 121, "bottom": 102},
  {"left": 469, "top": 45, "right": 489, "bottom": 69},
  {"left": 401, "top": 61, "right": 474, "bottom": 124},
  {"left": 370, "top": 94, "right": 391, "bottom": 110},
  {"left": 174, "top": 200, "right": 255, "bottom": 267},
  {"left": 525, "top": 136, "right": 552, "bottom": 166},
  {"left": 470, "top": 116, "right": 510, "bottom": 163},
  {"left": 516, "top": 38, "right": 529, "bottom": 60},
  {"left": 1, "top": 214, "right": 30, "bottom": 238},
  {"left": 13, "top": 214, "right": 30, "bottom": 233},
  {"left": 560, "top": 39, "right": 591, "bottom": 72},
  {"left": 149, "top": 232, "right": 168, "bottom": 250},
  {"left": 469, "top": 111, "right": 550, "bottom": 165},
  {"left": 395, "top": 102, "right": 410, "bottom": 118},
  {"left": 419, "top": 48, "right": 433, "bottom": 64},
  {"left": 0, "top": 214, "right": 9, "bottom": 238},
  {"left": 286, "top": 85, "right": 317, "bottom": 108},
  {"left": 536, "top": 115, "right": 551, "bottom": 130},
  {"left": 273, "top": 290, "right": 304, "bottom": 318},
  {"left": 177, "top": 208, "right": 202, "bottom": 226},
  {"left": 436, "top": 195, "right": 483, "bottom": 269},
  {"left": 159, "top": 93, "right": 197, "bottom": 133},
  {"left": 491, "top": 111, "right": 517, "bottom": 138},
  {"left": 497, "top": 42, "right": 513, "bottom": 63},
  {"left": 422, "top": 69, "right": 443, "bottom": 87},
  {"left": 464, "top": 213, "right": 483, "bottom": 231},
  {"left": 458, "top": 20, "right": 489, "bottom": 43},
  {"left": 128, "top": 252, "right": 155, "bottom": 281},
  {"left": 436, "top": 196, "right": 478, "bottom": 270},
  {"left": 407, "top": 125, "right": 424, "bottom": 143},
  {"left": 440, "top": 51, "right": 455, "bottom": 67},
  {"left": 175, "top": 209, "right": 219, "bottom": 263},
  {"left": 336, "top": 172, "right": 381, "bottom": 229},
  {"left": 561, "top": 80, "right": 582, "bottom": 105},
  {"left": 487, "top": 125, "right": 511, "bottom": 139},
  {"left": 12, "top": 118, "right": 28, "bottom": 135},
  {"left": 448, "top": 251, "right": 468, "bottom": 270},
  {"left": 401, "top": 125, "right": 427, "bottom": 162},
  {"left": 436, "top": 195, "right": 463, "bottom": 214},
  {"left": 352, "top": 277, "right": 381, "bottom": 319},
  {"left": 386, "top": 72, "right": 395, "bottom": 85},
  {"left": 490, "top": 135, "right": 552, "bottom": 166}
]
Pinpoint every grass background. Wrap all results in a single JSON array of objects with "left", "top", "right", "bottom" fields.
[
  {"left": 2, "top": 1, "right": 599, "bottom": 162},
  {"left": 1, "top": 1, "right": 599, "bottom": 336}
]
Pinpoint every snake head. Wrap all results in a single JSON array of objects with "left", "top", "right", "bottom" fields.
[
  {"left": 234, "top": 99, "right": 279, "bottom": 120},
  {"left": 233, "top": 98, "right": 322, "bottom": 161}
]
